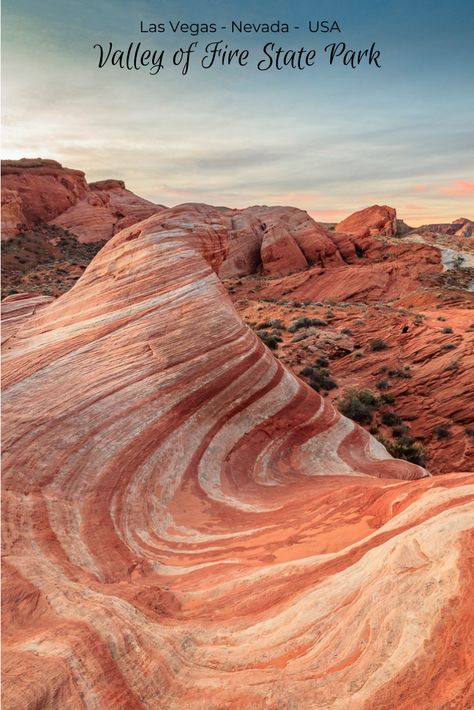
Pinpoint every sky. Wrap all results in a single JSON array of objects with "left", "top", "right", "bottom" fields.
[{"left": 2, "top": 0, "right": 474, "bottom": 225}]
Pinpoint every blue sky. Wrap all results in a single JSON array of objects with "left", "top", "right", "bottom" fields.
[{"left": 2, "top": 0, "right": 473, "bottom": 224}]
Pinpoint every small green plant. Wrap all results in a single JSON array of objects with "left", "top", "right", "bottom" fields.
[
  {"left": 434, "top": 425, "right": 451, "bottom": 439},
  {"left": 392, "top": 424, "right": 410, "bottom": 438},
  {"left": 288, "top": 317, "right": 328, "bottom": 332},
  {"left": 256, "top": 330, "right": 282, "bottom": 350},
  {"left": 381, "top": 411, "right": 402, "bottom": 426},
  {"left": 375, "top": 379, "right": 390, "bottom": 390},
  {"left": 385, "top": 436, "right": 426, "bottom": 466},
  {"left": 370, "top": 338, "right": 388, "bottom": 352},
  {"left": 341, "top": 327, "right": 353, "bottom": 335},
  {"left": 387, "top": 368, "right": 412, "bottom": 379},
  {"left": 441, "top": 327, "right": 453, "bottom": 334},
  {"left": 300, "top": 363, "right": 338, "bottom": 392},
  {"left": 338, "top": 388, "right": 380, "bottom": 424},
  {"left": 269, "top": 318, "right": 285, "bottom": 329},
  {"left": 315, "top": 356, "right": 329, "bottom": 368},
  {"left": 465, "top": 427, "right": 474, "bottom": 438}
]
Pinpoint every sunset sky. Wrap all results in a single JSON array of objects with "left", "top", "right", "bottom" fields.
[{"left": 2, "top": 0, "right": 473, "bottom": 225}]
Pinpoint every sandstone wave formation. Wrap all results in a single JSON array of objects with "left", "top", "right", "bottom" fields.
[{"left": 2, "top": 204, "right": 474, "bottom": 709}]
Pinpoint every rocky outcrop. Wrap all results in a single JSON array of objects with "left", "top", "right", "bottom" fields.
[
  {"left": 251, "top": 241, "right": 443, "bottom": 303},
  {"left": 451, "top": 217, "right": 474, "bottom": 238},
  {"left": 1, "top": 159, "right": 164, "bottom": 242},
  {"left": 1, "top": 188, "right": 26, "bottom": 238},
  {"left": 411, "top": 218, "right": 474, "bottom": 238},
  {"left": 336, "top": 204, "right": 397, "bottom": 238},
  {"left": 51, "top": 180, "right": 165, "bottom": 243},
  {"left": 260, "top": 224, "right": 308, "bottom": 276},
  {"left": 1, "top": 159, "right": 89, "bottom": 235},
  {"left": 7, "top": 206, "right": 470, "bottom": 709},
  {"left": 219, "top": 206, "right": 346, "bottom": 278}
]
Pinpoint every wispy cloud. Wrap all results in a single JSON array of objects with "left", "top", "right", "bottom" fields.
[{"left": 439, "top": 180, "right": 474, "bottom": 196}]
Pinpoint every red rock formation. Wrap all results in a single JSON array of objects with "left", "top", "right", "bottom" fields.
[
  {"left": 1, "top": 159, "right": 89, "bottom": 234},
  {"left": 260, "top": 224, "right": 308, "bottom": 276},
  {"left": 251, "top": 241, "right": 442, "bottom": 303},
  {"left": 51, "top": 180, "right": 165, "bottom": 243},
  {"left": 219, "top": 206, "right": 344, "bottom": 278},
  {"left": 1, "top": 188, "right": 26, "bottom": 239},
  {"left": 337, "top": 204, "right": 397, "bottom": 238},
  {"left": 452, "top": 218, "right": 474, "bottom": 238},
  {"left": 228, "top": 255, "right": 473, "bottom": 474},
  {"left": 9, "top": 206, "right": 474, "bottom": 709},
  {"left": 1, "top": 159, "right": 165, "bottom": 242}
]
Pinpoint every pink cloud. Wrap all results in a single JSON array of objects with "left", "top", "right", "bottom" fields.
[
  {"left": 414, "top": 183, "right": 428, "bottom": 191},
  {"left": 439, "top": 180, "right": 474, "bottom": 196}
]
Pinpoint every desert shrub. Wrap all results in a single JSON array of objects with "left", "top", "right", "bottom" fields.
[
  {"left": 392, "top": 424, "right": 410, "bottom": 438},
  {"left": 308, "top": 372, "right": 338, "bottom": 392},
  {"left": 437, "top": 316, "right": 447, "bottom": 321},
  {"left": 256, "top": 330, "right": 281, "bottom": 350},
  {"left": 339, "top": 397, "right": 373, "bottom": 424},
  {"left": 370, "top": 338, "right": 388, "bottom": 352},
  {"left": 441, "top": 327, "right": 453, "bottom": 334},
  {"left": 288, "top": 317, "right": 328, "bottom": 332},
  {"left": 301, "top": 363, "right": 337, "bottom": 392},
  {"left": 341, "top": 327, "right": 353, "bottom": 335},
  {"left": 434, "top": 425, "right": 451, "bottom": 439},
  {"left": 375, "top": 379, "right": 390, "bottom": 390},
  {"left": 256, "top": 319, "right": 272, "bottom": 329},
  {"left": 465, "top": 427, "right": 474, "bottom": 438},
  {"left": 386, "top": 436, "right": 426, "bottom": 466},
  {"left": 353, "top": 350, "right": 364, "bottom": 359},
  {"left": 441, "top": 343, "right": 457, "bottom": 351},
  {"left": 315, "top": 356, "right": 329, "bottom": 368},
  {"left": 381, "top": 411, "right": 402, "bottom": 426},
  {"left": 387, "top": 368, "right": 412, "bottom": 379},
  {"left": 338, "top": 389, "right": 379, "bottom": 424},
  {"left": 269, "top": 318, "right": 285, "bottom": 329},
  {"left": 354, "top": 389, "right": 379, "bottom": 406}
]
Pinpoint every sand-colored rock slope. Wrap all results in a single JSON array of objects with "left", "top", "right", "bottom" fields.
[{"left": 2, "top": 204, "right": 473, "bottom": 709}]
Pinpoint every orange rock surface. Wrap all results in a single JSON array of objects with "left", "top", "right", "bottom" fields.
[
  {"left": 1, "top": 159, "right": 164, "bottom": 242},
  {"left": 51, "top": 179, "right": 166, "bottom": 243},
  {"left": 1, "top": 159, "right": 89, "bottom": 234},
  {"left": 219, "top": 205, "right": 344, "bottom": 278},
  {"left": 336, "top": 204, "right": 397, "bottom": 238},
  {"left": 2, "top": 204, "right": 473, "bottom": 709},
  {"left": 1, "top": 188, "right": 27, "bottom": 238}
]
